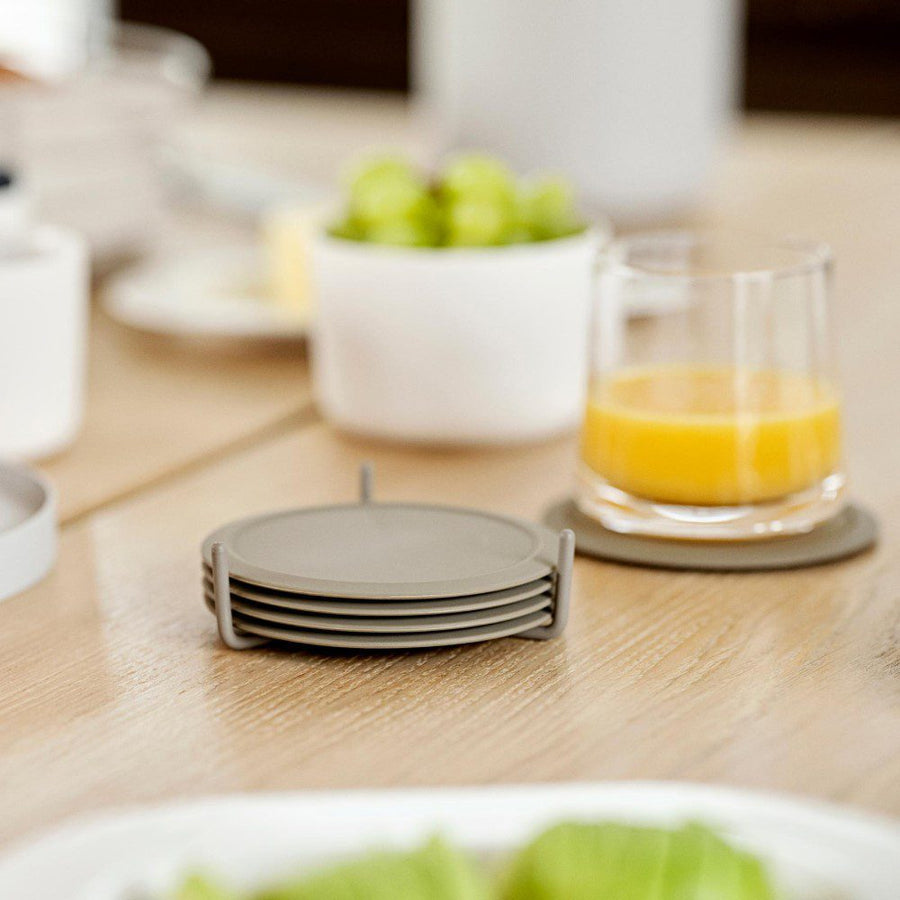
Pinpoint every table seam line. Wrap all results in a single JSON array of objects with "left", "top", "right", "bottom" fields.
[{"left": 58, "top": 403, "right": 323, "bottom": 530}]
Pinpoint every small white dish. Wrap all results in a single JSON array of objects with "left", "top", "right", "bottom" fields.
[
  {"left": 102, "top": 249, "right": 308, "bottom": 341},
  {"left": 0, "top": 464, "right": 57, "bottom": 602},
  {"left": 0, "top": 783, "right": 896, "bottom": 899}
]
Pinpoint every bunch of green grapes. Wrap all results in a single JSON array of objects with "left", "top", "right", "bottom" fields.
[{"left": 330, "top": 154, "right": 585, "bottom": 248}]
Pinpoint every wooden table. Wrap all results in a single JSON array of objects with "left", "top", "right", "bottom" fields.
[{"left": 2, "top": 86, "right": 899, "bottom": 849}]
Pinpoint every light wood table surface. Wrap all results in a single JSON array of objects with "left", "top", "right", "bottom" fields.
[{"left": 2, "top": 86, "right": 899, "bottom": 849}]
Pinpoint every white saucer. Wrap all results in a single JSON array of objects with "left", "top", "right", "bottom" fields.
[
  {"left": 102, "top": 249, "right": 308, "bottom": 340},
  {"left": 0, "top": 464, "right": 57, "bottom": 602}
]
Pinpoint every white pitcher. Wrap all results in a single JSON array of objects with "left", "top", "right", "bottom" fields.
[{"left": 414, "top": 0, "right": 741, "bottom": 220}]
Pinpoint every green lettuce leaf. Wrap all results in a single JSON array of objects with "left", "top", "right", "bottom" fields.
[
  {"left": 500, "top": 822, "right": 776, "bottom": 900},
  {"left": 252, "top": 837, "right": 490, "bottom": 900}
]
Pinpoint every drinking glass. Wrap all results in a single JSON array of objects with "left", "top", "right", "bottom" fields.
[{"left": 578, "top": 231, "right": 845, "bottom": 540}]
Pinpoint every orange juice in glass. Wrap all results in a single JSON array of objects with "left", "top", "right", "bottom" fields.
[{"left": 577, "top": 233, "right": 846, "bottom": 539}]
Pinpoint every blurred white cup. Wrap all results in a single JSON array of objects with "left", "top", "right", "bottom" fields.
[{"left": 0, "top": 226, "right": 89, "bottom": 459}]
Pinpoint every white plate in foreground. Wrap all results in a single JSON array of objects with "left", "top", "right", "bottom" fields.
[
  {"left": 102, "top": 249, "right": 308, "bottom": 340},
  {"left": 0, "top": 782, "right": 897, "bottom": 900}
]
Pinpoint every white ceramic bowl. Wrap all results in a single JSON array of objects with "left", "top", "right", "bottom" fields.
[{"left": 311, "top": 226, "right": 608, "bottom": 445}]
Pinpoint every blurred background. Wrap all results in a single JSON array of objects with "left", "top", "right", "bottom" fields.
[
  {"left": 121, "top": 0, "right": 900, "bottom": 114},
  {"left": 4, "top": 0, "right": 899, "bottom": 262},
  {"left": 2, "top": 0, "right": 900, "bottom": 458}
]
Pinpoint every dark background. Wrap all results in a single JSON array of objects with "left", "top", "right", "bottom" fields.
[{"left": 121, "top": 0, "right": 900, "bottom": 115}]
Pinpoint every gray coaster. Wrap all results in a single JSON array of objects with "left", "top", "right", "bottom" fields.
[
  {"left": 201, "top": 571, "right": 553, "bottom": 616},
  {"left": 202, "top": 591, "right": 552, "bottom": 633},
  {"left": 202, "top": 501, "right": 558, "bottom": 599},
  {"left": 543, "top": 499, "right": 878, "bottom": 572},
  {"left": 215, "top": 608, "right": 554, "bottom": 651}
]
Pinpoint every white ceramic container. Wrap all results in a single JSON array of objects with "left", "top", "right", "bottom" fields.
[
  {"left": 414, "top": 0, "right": 740, "bottom": 220},
  {"left": 0, "top": 226, "right": 90, "bottom": 459},
  {"left": 0, "top": 177, "right": 32, "bottom": 252},
  {"left": 311, "top": 227, "right": 606, "bottom": 444}
]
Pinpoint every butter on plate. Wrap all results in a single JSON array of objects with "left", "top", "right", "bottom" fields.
[{"left": 262, "top": 205, "right": 323, "bottom": 318}]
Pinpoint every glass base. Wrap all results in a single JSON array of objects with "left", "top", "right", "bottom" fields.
[{"left": 575, "top": 468, "right": 847, "bottom": 541}]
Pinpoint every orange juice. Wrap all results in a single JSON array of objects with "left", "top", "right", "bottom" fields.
[{"left": 581, "top": 366, "right": 841, "bottom": 506}]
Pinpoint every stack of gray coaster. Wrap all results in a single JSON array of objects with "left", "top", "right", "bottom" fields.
[{"left": 203, "top": 466, "right": 573, "bottom": 651}]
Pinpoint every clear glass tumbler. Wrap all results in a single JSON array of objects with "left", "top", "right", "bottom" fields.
[{"left": 577, "top": 231, "right": 845, "bottom": 540}]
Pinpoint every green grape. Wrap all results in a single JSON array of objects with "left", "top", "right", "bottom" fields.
[
  {"left": 499, "top": 225, "right": 533, "bottom": 246},
  {"left": 367, "top": 218, "right": 439, "bottom": 248},
  {"left": 350, "top": 177, "right": 433, "bottom": 229},
  {"left": 344, "top": 154, "right": 434, "bottom": 239},
  {"left": 171, "top": 873, "right": 236, "bottom": 900},
  {"left": 366, "top": 189, "right": 442, "bottom": 247},
  {"left": 444, "top": 198, "right": 515, "bottom": 247},
  {"left": 347, "top": 155, "right": 421, "bottom": 196},
  {"left": 328, "top": 216, "right": 366, "bottom": 242},
  {"left": 334, "top": 152, "right": 585, "bottom": 248},
  {"left": 439, "top": 154, "right": 516, "bottom": 205},
  {"left": 518, "top": 175, "right": 584, "bottom": 241}
]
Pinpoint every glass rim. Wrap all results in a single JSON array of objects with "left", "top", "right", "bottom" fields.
[{"left": 598, "top": 229, "right": 833, "bottom": 283}]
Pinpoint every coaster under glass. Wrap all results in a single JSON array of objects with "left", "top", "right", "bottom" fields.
[{"left": 546, "top": 497, "right": 877, "bottom": 571}]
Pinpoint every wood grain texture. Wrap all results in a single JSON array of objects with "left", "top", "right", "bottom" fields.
[
  {"left": 1, "top": 421, "right": 897, "bottom": 851},
  {"left": 1, "top": 94, "right": 899, "bottom": 850},
  {"left": 37, "top": 309, "right": 312, "bottom": 524}
]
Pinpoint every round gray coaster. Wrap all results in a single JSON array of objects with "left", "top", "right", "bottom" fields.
[
  {"left": 202, "top": 503, "right": 558, "bottom": 599},
  {"left": 543, "top": 499, "right": 878, "bottom": 572}
]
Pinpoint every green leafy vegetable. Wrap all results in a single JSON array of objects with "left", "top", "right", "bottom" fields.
[
  {"left": 167, "top": 822, "right": 777, "bottom": 900},
  {"left": 170, "top": 838, "right": 489, "bottom": 900},
  {"left": 253, "top": 837, "right": 489, "bottom": 900},
  {"left": 500, "top": 822, "right": 777, "bottom": 900}
]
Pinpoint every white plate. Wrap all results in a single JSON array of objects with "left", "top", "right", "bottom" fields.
[
  {"left": 0, "top": 464, "right": 57, "bottom": 602},
  {"left": 203, "top": 590, "right": 552, "bottom": 633},
  {"left": 102, "top": 249, "right": 308, "bottom": 340},
  {"left": 0, "top": 783, "right": 897, "bottom": 899},
  {"left": 200, "top": 571, "right": 553, "bottom": 616}
]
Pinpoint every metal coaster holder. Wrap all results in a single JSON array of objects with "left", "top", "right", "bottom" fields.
[{"left": 210, "top": 463, "right": 574, "bottom": 650}]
